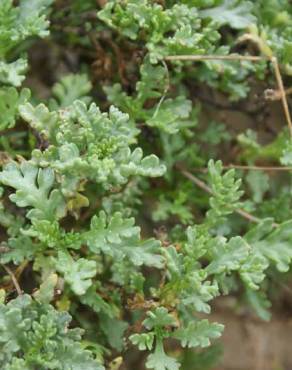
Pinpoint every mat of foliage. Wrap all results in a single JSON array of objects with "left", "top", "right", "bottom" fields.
[{"left": 1, "top": 1, "right": 292, "bottom": 369}]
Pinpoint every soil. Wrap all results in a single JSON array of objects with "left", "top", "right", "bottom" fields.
[{"left": 213, "top": 305, "right": 292, "bottom": 370}]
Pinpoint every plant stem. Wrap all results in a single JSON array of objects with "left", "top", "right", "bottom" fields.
[
  {"left": 165, "top": 54, "right": 265, "bottom": 62},
  {"left": 270, "top": 57, "right": 292, "bottom": 137},
  {"left": 1, "top": 264, "right": 22, "bottom": 295},
  {"left": 192, "top": 164, "right": 292, "bottom": 172}
]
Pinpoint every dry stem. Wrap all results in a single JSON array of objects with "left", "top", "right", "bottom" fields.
[
  {"left": 192, "top": 164, "right": 292, "bottom": 173},
  {"left": 270, "top": 57, "right": 292, "bottom": 136},
  {"left": 1, "top": 264, "right": 22, "bottom": 295},
  {"left": 165, "top": 54, "right": 292, "bottom": 137},
  {"left": 165, "top": 55, "right": 265, "bottom": 62}
]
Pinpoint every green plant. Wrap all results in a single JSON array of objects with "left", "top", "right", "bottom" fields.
[{"left": 1, "top": 1, "right": 292, "bottom": 369}]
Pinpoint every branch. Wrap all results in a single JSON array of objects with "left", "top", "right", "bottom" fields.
[
  {"left": 1, "top": 264, "right": 22, "bottom": 295},
  {"left": 270, "top": 57, "right": 292, "bottom": 137},
  {"left": 191, "top": 164, "right": 292, "bottom": 173},
  {"left": 165, "top": 54, "right": 265, "bottom": 62}
]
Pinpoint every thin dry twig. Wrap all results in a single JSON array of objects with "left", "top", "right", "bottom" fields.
[
  {"left": 180, "top": 168, "right": 278, "bottom": 226},
  {"left": 152, "top": 60, "right": 170, "bottom": 118},
  {"left": 270, "top": 57, "right": 292, "bottom": 137},
  {"left": 165, "top": 54, "right": 292, "bottom": 137},
  {"left": 1, "top": 264, "right": 22, "bottom": 295},
  {"left": 165, "top": 54, "right": 265, "bottom": 62},
  {"left": 191, "top": 164, "right": 292, "bottom": 173}
]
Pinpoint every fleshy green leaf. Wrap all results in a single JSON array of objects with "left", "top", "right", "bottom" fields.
[
  {"left": 206, "top": 236, "right": 250, "bottom": 275},
  {"left": 207, "top": 160, "right": 243, "bottom": 222},
  {"left": 200, "top": 0, "right": 256, "bottom": 29},
  {"left": 173, "top": 319, "right": 224, "bottom": 348},
  {"left": 56, "top": 251, "right": 96, "bottom": 295},
  {"left": 143, "top": 307, "right": 177, "bottom": 330},
  {"left": 33, "top": 273, "right": 58, "bottom": 303},
  {"left": 0, "top": 59, "right": 27, "bottom": 87},
  {"left": 86, "top": 211, "right": 164, "bottom": 268},
  {"left": 50, "top": 73, "right": 92, "bottom": 109},
  {"left": 0, "top": 161, "right": 66, "bottom": 221},
  {"left": 0, "top": 294, "right": 103, "bottom": 369},
  {"left": 146, "top": 340, "right": 179, "bottom": 370},
  {"left": 130, "top": 333, "right": 155, "bottom": 351},
  {"left": 0, "top": 87, "right": 30, "bottom": 130}
]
